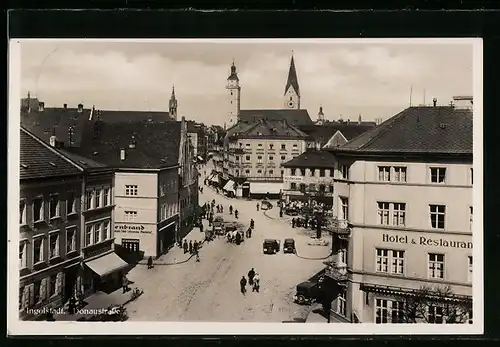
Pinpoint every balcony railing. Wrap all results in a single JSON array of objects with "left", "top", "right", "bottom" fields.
[{"left": 323, "top": 260, "right": 348, "bottom": 282}]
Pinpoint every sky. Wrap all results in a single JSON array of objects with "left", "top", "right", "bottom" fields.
[{"left": 19, "top": 40, "right": 474, "bottom": 126}]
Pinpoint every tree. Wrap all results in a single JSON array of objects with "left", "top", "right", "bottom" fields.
[{"left": 392, "top": 284, "right": 472, "bottom": 324}]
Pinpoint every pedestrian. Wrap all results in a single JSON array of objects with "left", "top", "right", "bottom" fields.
[
  {"left": 248, "top": 228, "right": 252, "bottom": 238},
  {"left": 305, "top": 216, "right": 309, "bottom": 228},
  {"left": 250, "top": 218, "right": 254, "bottom": 229},
  {"left": 234, "top": 209, "right": 239, "bottom": 219},
  {"left": 229, "top": 205, "right": 233, "bottom": 215},
  {"left": 193, "top": 240, "right": 199, "bottom": 253},
  {"left": 183, "top": 240, "right": 188, "bottom": 254},
  {"left": 147, "top": 256, "right": 154, "bottom": 269},
  {"left": 279, "top": 209, "right": 283, "bottom": 218},
  {"left": 200, "top": 223, "right": 204, "bottom": 233},
  {"left": 252, "top": 273, "right": 260, "bottom": 292},
  {"left": 189, "top": 240, "right": 193, "bottom": 254},
  {"left": 195, "top": 249, "right": 200, "bottom": 262},
  {"left": 292, "top": 218, "right": 295, "bottom": 228},
  {"left": 221, "top": 205, "right": 224, "bottom": 213},
  {"left": 201, "top": 187, "right": 203, "bottom": 193},
  {"left": 122, "top": 274, "right": 129, "bottom": 293},
  {"left": 256, "top": 203, "right": 260, "bottom": 211},
  {"left": 240, "top": 276, "right": 247, "bottom": 295},
  {"left": 248, "top": 268, "right": 256, "bottom": 286}
]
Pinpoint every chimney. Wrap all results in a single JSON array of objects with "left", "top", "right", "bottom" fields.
[
  {"left": 63, "top": 103, "right": 68, "bottom": 110},
  {"left": 38, "top": 102, "right": 45, "bottom": 112},
  {"left": 433, "top": 98, "right": 437, "bottom": 107},
  {"left": 129, "top": 135, "right": 136, "bottom": 149},
  {"left": 49, "top": 135, "right": 57, "bottom": 147},
  {"left": 120, "top": 149, "right": 126, "bottom": 161},
  {"left": 78, "top": 103, "right": 83, "bottom": 113}
]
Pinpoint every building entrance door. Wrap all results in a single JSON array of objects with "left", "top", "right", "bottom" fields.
[{"left": 122, "top": 239, "right": 140, "bottom": 253}]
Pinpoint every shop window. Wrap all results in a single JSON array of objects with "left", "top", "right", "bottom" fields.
[
  {"left": 375, "top": 299, "right": 404, "bottom": 324},
  {"left": 337, "top": 291, "right": 347, "bottom": 316},
  {"left": 34, "top": 280, "right": 41, "bottom": 304}
]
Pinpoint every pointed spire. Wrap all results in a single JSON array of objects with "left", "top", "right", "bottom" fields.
[
  {"left": 171, "top": 85, "right": 176, "bottom": 99},
  {"left": 284, "top": 53, "right": 300, "bottom": 96}
]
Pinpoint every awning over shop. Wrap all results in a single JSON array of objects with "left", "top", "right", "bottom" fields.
[
  {"left": 85, "top": 252, "right": 129, "bottom": 277},
  {"left": 197, "top": 156, "right": 203, "bottom": 161},
  {"left": 210, "top": 175, "right": 219, "bottom": 183},
  {"left": 250, "top": 182, "right": 283, "bottom": 195},
  {"left": 223, "top": 180, "right": 235, "bottom": 192}
]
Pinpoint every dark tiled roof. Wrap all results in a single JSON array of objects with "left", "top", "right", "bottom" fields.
[
  {"left": 74, "top": 120, "right": 181, "bottom": 169},
  {"left": 300, "top": 123, "right": 375, "bottom": 146},
  {"left": 284, "top": 56, "right": 300, "bottom": 96},
  {"left": 239, "top": 109, "right": 313, "bottom": 127},
  {"left": 97, "top": 110, "right": 173, "bottom": 123},
  {"left": 20, "top": 127, "right": 82, "bottom": 180},
  {"left": 58, "top": 149, "right": 108, "bottom": 170},
  {"left": 337, "top": 106, "right": 473, "bottom": 155},
  {"left": 282, "top": 150, "right": 336, "bottom": 168},
  {"left": 21, "top": 107, "right": 91, "bottom": 147},
  {"left": 238, "top": 119, "right": 308, "bottom": 138},
  {"left": 21, "top": 97, "right": 40, "bottom": 110}
]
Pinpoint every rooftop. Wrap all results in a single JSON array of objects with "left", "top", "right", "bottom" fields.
[
  {"left": 96, "top": 110, "right": 173, "bottom": 123},
  {"left": 20, "top": 127, "right": 82, "bottom": 180},
  {"left": 334, "top": 106, "right": 473, "bottom": 156},
  {"left": 300, "top": 123, "right": 375, "bottom": 146},
  {"left": 228, "top": 119, "right": 308, "bottom": 140},
  {"left": 238, "top": 109, "right": 314, "bottom": 127},
  {"left": 72, "top": 120, "right": 182, "bottom": 169},
  {"left": 282, "top": 149, "right": 336, "bottom": 168}
]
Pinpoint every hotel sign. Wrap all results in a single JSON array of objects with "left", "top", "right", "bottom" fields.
[
  {"left": 115, "top": 223, "right": 154, "bottom": 234},
  {"left": 382, "top": 233, "right": 472, "bottom": 249},
  {"left": 283, "top": 175, "right": 303, "bottom": 182}
]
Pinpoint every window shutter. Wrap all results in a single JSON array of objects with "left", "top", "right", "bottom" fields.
[
  {"left": 28, "top": 284, "right": 35, "bottom": 306},
  {"left": 56, "top": 272, "right": 63, "bottom": 295},
  {"left": 22, "top": 286, "right": 29, "bottom": 309},
  {"left": 40, "top": 278, "right": 48, "bottom": 301},
  {"left": 55, "top": 236, "right": 60, "bottom": 256}
]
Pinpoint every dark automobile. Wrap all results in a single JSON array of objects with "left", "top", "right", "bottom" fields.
[
  {"left": 283, "top": 238, "right": 296, "bottom": 254},
  {"left": 261, "top": 200, "right": 273, "bottom": 210},
  {"left": 294, "top": 281, "right": 321, "bottom": 305},
  {"left": 263, "top": 239, "right": 280, "bottom": 254}
]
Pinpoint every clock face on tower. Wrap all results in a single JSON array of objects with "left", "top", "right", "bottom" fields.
[{"left": 288, "top": 101, "right": 295, "bottom": 108}]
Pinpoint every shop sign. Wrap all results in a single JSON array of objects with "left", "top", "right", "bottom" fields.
[
  {"left": 114, "top": 223, "right": 154, "bottom": 234},
  {"left": 283, "top": 175, "right": 303, "bottom": 182},
  {"left": 382, "top": 233, "right": 472, "bottom": 249}
]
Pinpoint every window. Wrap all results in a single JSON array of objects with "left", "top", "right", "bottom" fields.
[
  {"left": 103, "top": 188, "right": 110, "bottom": 206},
  {"left": 85, "top": 225, "right": 93, "bottom": 246},
  {"left": 430, "top": 167, "right": 446, "bottom": 184},
  {"left": 375, "top": 249, "right": 389, "bottom": 273},
  {"left": 340, "top": 164, "right": 349, "bottom": 179},
  {"left": 319, "top": 169, "right": 325, "bottom": 177},
  {"left": 257, "top": 156, "right": 262, "bottom": 163},
  {"left": 269, "top": 170, "right": 274, "bottom": 175},
  {"left": 93, "top": 223, "right": 101, "bottom": 244},
  {"left": 124, "top": 211, "right": 138, "bottom": 222},
  {"left": 245, "top": 169, "right": 250, "bottom": 174},
  {"left": 245, "top": 143, "right": 250, "bottom": 147},
  {"left": 19, "top": 241, "right": 27, "bottom": 269},
  {"left": 49, "top": 195, "right": 60, "bottom": 219},
  {"left": 337, "top": 291, "right": 347, "bottom": 316},
  {"left": 49, "top": 276, "right": 56, "bottom": 297},
  {"left": 290, "top": 183, "right": 297, "bottom": 190},
  {"left": 340, "top": 197, "right": 349, "bottom": 220},
  {"left": 66, "top": 227, "right": 76, "bottom": 253},
  {"left": 293, "top": 144, "right": 298, "bottom": 148},
  {"left": 94, "top": 189, "right": 101, "bottom": 209},
  {"left": 378, "top": 166, "right": 391, "bottom": 181},
  {"left": 33, "top": 237, "right": 44, "bottom": 264},
  {"left": 49, "top": 232, "right": 59, "bottom": 258},
  {"left": 34, "top": 280, "right": 41, "bottom": 303},
  {"left": 300, "top": 168, "right": 306, "bottom": 176},
  {"left": 66, "top": 192, "right": 76, "bottom": 215},
  {"left": 269, "top": 156, "right": 274, "bottom": 161},
  {"left": 235, "top": 156, "right": 240, "bottom": 161},
  {"left": 20, "top": 200, "right": 26, "bottom": 225},
  {"left": 329, "top": 169, "right": 334, "bottom": 177},
  {"left": 429, "top": 205, "right": 446, "bottom": 229},
  {"left": 238, "top": 142, "right": 242, "bottom": 147},
  {"left": 309, "top": 183, "right": 316, "bottom": 192},
  {"left": 125, "top": 185, "right": 138, "bottom": 196},
  {"left": 235, "top": 170, "right": 240, "bottom": 176},
  {"left": 469, "top": 206, "right": 473, "bottom": 231},
  {"left": 281, "top": 144, "right": 286, "bottom": 150},
  {"left": 428, "top": 305, "right": 444, "bottom": 324},
  {"left": 245, "top": 155, "right": 251, "bottom": 161},
  {"left": 281, "top": 170, "right": 284, "bottom": 176},
  {"left": 428, "top": 253, "right": 445, "bottom": 279},
  {"left": 319, "top": 184, "right": 326, "bottom": 193},
  {"left": 393, "top": 167, "right": 407, "bottom": 182},
  {"left": 258, "top": 143, "right": 263, "bottom": 147},
  {"left": 299, "top": 183, "right": 306, "bottom": 191},
  {"left": 468, "top": 256, "right": 473, "bottom": 283},
  {"left": 86, "top": 190, "right": 93, "bottom": 210},
  {"left": 310, "top": 168, "right": 316, "bottom": 176},
  {"left": 391, "top": 250, "right": 405, "bottom": 274},
  {"left": 19, "top": 285, "right": 24, "bottom": 310},
  {"left": 269, "top": 144, "right": 274, "bottom": 149},
  {"left": 257, "top": 169, "right": 262, "bottom": 174},
  {"left": 377, "top": 202, "right": 390, "bottom": 225},
  {"left": 103, "top": 221, "right": 110, "bottom": 240},
  {"left": 33, "top": 197, "right": 44, "bottom": 222},
  {"left": 376, "top": 299, "right": 404, "bottom": 324}
]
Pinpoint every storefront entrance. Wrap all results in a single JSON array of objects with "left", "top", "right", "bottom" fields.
[
  {"left": 242, "top": 183, "right": 250, "bottom": 198},
  {"left": 122, "top": 238, "right": 140, "bottom": 252}
]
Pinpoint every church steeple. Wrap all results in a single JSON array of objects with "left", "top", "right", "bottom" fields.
[
  {"left": 169, "top": 85, "right": 178, "bottom": 121},
  {"left": 227, "top": 59, "right": 241, "bottom": 126},
  {"left": 284, "top": 52, "right": 300, "bottom": 109}
]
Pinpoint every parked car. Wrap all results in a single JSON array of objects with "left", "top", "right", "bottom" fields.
[
  {"left": 262, "top": 239, "right": 280, "bottom": 254},
  {"left": 294, "top": 281, "right": 321, "bottom": 305},
  {"left": 261, "top": 200, "right": 273, "bottom": 210},
  {"left": 283, "top": 238, "right": 296, "bottom": 254}
]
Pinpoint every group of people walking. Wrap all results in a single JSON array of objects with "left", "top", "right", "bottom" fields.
[
  {"left": 240, "top": 268, "right": 260, "bottom": 295},
  {"left": 183, "top": 239, "right": 201, "bottom": 262}
]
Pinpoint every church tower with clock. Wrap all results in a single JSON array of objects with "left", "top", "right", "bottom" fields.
[
  {"left": 284, "top": 54, "right": 300, "bottom": 110},
  {"left": 226, "top": 60, "right": 241, "bottom": 127}
]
